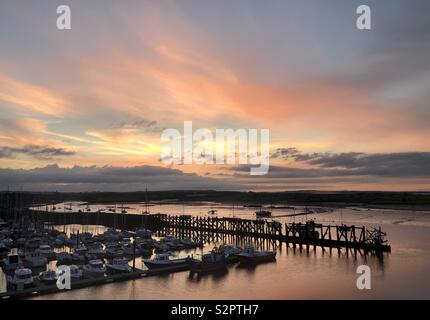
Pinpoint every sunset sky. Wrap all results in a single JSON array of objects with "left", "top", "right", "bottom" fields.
[{"left": 1, "top": 0, "right": 429, "bottom": 191}]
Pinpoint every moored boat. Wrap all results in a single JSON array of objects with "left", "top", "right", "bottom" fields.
[
  {"left": 24, "top": 251, "right": 48, "bottom": 268},
  {"left": 190, "top": 249, "right": 226, "bottom": 274},
  {"left": 7, "top": 268, "right": 34, "bottom": 290},
  {"left": 38, "top": 245, "right": 56, "bottom": 260},
  {"left": 1, "top": 254, "right": 23, "bottom": 273},
  {"left": 106, "top": 257, "right": 131, "bottom": 274},
  {"left": 255, "top": 209, "right": 272, "bottom": 218},
  {"left": 39, "top": 269, "right": 58, "bottom": 285},
  {"left": 237, "top": 247, "right": 276, "bottom": 264},
  {"left": 83, "top": 259, "right": 106, "bottom": 277},
  {"left": 143, "top": 253, "right": 195, "bottom": 270}
]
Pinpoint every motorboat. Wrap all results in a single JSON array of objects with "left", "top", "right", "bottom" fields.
[
  {"left": 83, "top": 259, "right": 106, "bottom": 277},
  {"left": 255, "top": 209, "right": 272, "bottom": 218},
  {"left": 218, "top": 245, "right": 242, "bottom": 262},
  {"left": 237, "top": 247, "right": 276, "bottom": 264},
  {"left": 105, "top": 244, "right": 124, "bottom": 259},
  {"left": 190, "top": 249, "right": 226, "bottom": 274},
  {"left": 39, "top": 269, "right": 58, "bottom": 285},
  {"left": 106, "top": 258, "right": 131, "bottom": 274},
  {"left": 143, "top": 253, "right": 195, "bottom": 270},
  {"left": 87, "top": 243, "right": 105, "bottom": 259},
  {"left": 56, "top": 252, "right": 80, "bottom": 266},
  {"left": 7, "top": 268, "right": 34, "bottom": 290},
  {"left": 71, "top": 246, "right": 87, "bottom": 264},
  {"left": 24, "top": 251, "right": 48, "bottom": 268},
  {"left": 38, "top": 245, "right": 56, "bottom": 260},
  {"left": 53, "top": 238, "right": 64, "bottom": 248},
  {"left": 1, "top": 254, "right": 23, "bottom": 273}
]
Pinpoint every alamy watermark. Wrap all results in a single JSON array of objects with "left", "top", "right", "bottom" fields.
[
  {"left": 160, "top": 121, "right": 270, "bottom": 175},
  {"left": 356, "top": 265, "right": 371, "bottom": 290},
  {"left": 56, "top": 265, "right": 71, "bottom": 290}
]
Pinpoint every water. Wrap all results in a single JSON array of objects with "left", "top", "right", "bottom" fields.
[{"left": 3, "top": 203, "right": 430, "bottom": 299}]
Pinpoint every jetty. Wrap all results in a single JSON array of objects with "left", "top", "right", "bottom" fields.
[{"left": 28, "top": 210, "right": 391, "bottom": 253}]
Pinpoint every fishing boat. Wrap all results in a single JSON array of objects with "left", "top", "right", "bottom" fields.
[
  {"left": 106, "top": 257, "right": 131, "bottom": 274},
  {"left": 7, "top": 268, "right": 34, "bottom": 290},
  {"left": 143, "top": 253, "right": 195, "bottom": 270},
  {"left": 190, "top": 248, "right": 226, "bottom": 274},
  {"left": 38, "top": 269, "right": 58, "bottom": 285},
  {"left": 83, "top": 259, "right": 106, "bottom": 277},
  {"left": 237, "top": 247, "right": 276, "bottom": 264},
  {"left": 255, "top": 209, "right": 272, "bottom": 218},
  {"left": 1, "top": 254, "right": 23, "bottom": 273}
]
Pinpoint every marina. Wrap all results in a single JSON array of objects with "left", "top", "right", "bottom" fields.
[{"left": 1, "top": 197, "right": 430, "bottom": 299}]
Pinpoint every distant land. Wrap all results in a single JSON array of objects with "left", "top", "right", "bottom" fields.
[{"left": 2, "top": 190, "right": 430, "bottom": 211}]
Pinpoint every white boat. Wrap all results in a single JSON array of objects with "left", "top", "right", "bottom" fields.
[
  {"left": 83, "top": 259, "right": 106, "bottom": 277},
  {"left": 24, "top": 251, "right": 48, "bottom": 268},
  {"left": 106, "top": 258, "right": 131, "bottom": 274},
  {"left": 1, "top": 254, "right": 23, "bottom": 273},
  {"left": 38, "top": 245, "right": 55, "bottom": 259},
  {"left": 143, "top": 253, "right": 195, "bottom": 270},
  {"left": 7, "top": 268, "right": 34, "bottom": 290},
  {"left": 39, "top": 269, "right": 58, "bottom": 285}
]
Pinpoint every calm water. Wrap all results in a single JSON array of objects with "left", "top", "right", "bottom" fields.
[{"left": 2, "top": 203, "right": 430, "bottom": 299}]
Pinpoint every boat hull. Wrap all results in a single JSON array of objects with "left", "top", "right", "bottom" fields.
[
  {"left": 143, "top": 259, "right": 191, "bottom": 270},
  {"left": 238, "top": 253, "right": 276, "bottom": 264}
]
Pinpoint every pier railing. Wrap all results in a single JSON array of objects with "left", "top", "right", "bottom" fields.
[{"left": 28, "top": 210, "right": 391, "bottom": 253}]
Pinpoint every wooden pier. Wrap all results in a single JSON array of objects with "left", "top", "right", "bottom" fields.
[{"left": 29, "top": 210, "right": 391, "bottom": 253}]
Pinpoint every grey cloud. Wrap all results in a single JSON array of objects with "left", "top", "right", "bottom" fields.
[
  {"left": 0, "top": 145, "right": 75, "bottom": 160},
  {"left": 239, "top": 149, "right": 430, "bottom": 178},
  {"left": 0, "top": 164, "right": 238, "bottom": 192}
]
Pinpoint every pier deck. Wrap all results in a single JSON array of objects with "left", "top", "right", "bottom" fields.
[{"left": 29, "top": 210, "right": 391, "bottom": 253}]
